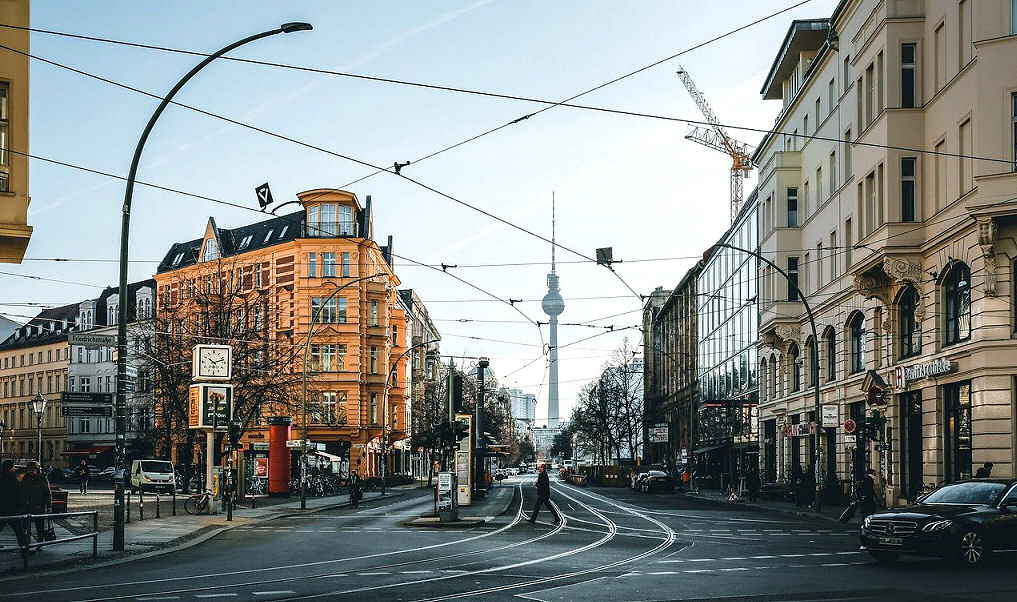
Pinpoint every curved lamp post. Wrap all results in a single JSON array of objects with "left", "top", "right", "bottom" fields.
[
  {"left": 379, "top": 338, "right": 440, "bottom": 496},
  {"left": 299, "top": 273, "right": 387, "bottom": 509},
  {"left": 113, "top": 22, "right": 312, "bottom": 551},
  {"left": 714, "top": 243, "right": 823, "bottom": 513}
]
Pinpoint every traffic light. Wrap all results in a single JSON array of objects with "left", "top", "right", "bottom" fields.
[
  {"left": 453, "top": 375, "right": 464, "bottom": 413},
  {"left": 454, "top": 417, "right": 470, "bottom": 443}
]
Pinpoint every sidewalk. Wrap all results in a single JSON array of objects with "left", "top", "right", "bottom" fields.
[
  {"left": 681, "top": 488, "right": 860, "bottom": 526},
  {"left": 404, "top": 483, "right": 516, "bottom": 528},
  {"left": 0, "top": 485, "right": 415, "bottom": 577}
]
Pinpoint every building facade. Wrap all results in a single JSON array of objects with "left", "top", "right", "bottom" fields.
[
  {"left": 507, "top": 388, "right": 537, "bottom": 435},
  {"left": 397, "top": 288, "right": 441, "bottom": 479},
  {"left": 696, "top": 195, "right": 759, "bottom": 488},
  {"left": 64, "top": 280, "right": 156, "bottom": 465},
  {"left": 0, "top": 304, "right": 75, "bottom": 465},
  {"left": 0, "top": 0, "right": 32, "bottom": 263},
  {"left": 754, "top": 0, "right": 1017, "bottom": 504},
  {"left": 155, "top": 189, "right": 408, "bottom": 479}
]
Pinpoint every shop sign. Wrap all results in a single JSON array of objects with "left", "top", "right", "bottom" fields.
[
  {"left": 781, "top": 422, "right": 816, "bottom": 438},
  {"left": 893, "top": 358, "right": 955, "bottom": 389},
  {"left": 253, "top": 457, "right": 269, "bottom": 477}
]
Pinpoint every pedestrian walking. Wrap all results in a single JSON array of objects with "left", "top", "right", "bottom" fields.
[
  {"left": 0, "top": 459, "right": 30, "bottom": 549},
  {"left": 75, "top": 460, "right": 90, "bottom": 494},
  {"left": 801, "top": 463, "right": 816, "bottom": 509},
  {"left": 746, "top": 467, "right": 761, "bottom": 502},
  {"left": 19, "top": 461, "right": 52, "bottom": 544},
  {"left": 974, "top": 462, "right": 993, "bottom": 478},
  {"left": 858, "top": 469, "right": 878, "bottom": 520},
  {"left": 791, "top": 463, "right": 804, "bottom": 507},
  {"left": 527, "top": 464, "right": 560, "bottom": 524}
]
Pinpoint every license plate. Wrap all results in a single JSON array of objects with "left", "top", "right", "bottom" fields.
[{"left": 878, "top": 537, "right": 903, "bottom": 546}]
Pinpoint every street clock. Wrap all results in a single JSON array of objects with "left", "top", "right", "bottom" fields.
[{"left": 192, "top": 344, "right": 233, "bottom": 381}]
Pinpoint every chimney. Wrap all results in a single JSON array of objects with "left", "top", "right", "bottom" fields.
[{"left": 362, "top": 195, "right": 372, "bottom": 240}]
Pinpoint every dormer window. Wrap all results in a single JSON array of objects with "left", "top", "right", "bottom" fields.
[
  {"left": 203, "top": 239, "right": 219, "bottom": 262},
  {"left": 278, "top": 225, "right": 288, "bottom": 239},
  {"left": 238, "top": 234, "right": 253, "bottom": 250},
  {"left": 172, "top": 252, "right": 184, "bottom": 266},
  {"left": 263, "top": 229, "right": 274, "bottom": 243}
]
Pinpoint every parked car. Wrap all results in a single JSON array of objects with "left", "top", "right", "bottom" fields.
[
  {"left": 49, "top": 467, "right": 77, "bottom": 483},
  {"left": 638, "top": 470, "right": 675, "bottom": 493},
  {"left": 859, "top": 479, "right": 1017, "bottom": 567}
]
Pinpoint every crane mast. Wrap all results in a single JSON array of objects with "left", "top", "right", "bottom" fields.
[{"left": 676, "top": 66, "right": 755, "bottom": 223}]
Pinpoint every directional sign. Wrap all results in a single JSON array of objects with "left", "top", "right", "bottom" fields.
[
  {"left": 62, "top": 405, "right": 113, "bottom": 417},
  {"left": 61, "top": 392, "right": 114, "bottom": 404},
  {"left": 255, "top": 182, "right": 274, "bottom": 208},
  {"left": 286, "top": 440, "right": 324, "bottom": 450},
  {"left": 68, "top": 333, "right": 116, "bottom": 349}
]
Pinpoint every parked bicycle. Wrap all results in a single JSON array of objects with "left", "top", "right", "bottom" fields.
[{"left": 184, "top": 489, "right": 214, "bottom": 515}]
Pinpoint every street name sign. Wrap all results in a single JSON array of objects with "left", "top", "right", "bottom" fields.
[{"left": 68, "top": 333, "right": 116, "bottom": 349}]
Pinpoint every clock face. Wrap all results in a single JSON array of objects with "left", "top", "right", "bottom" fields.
[{"left": 196, "top": 346, "right": 231, "bottom": 379}]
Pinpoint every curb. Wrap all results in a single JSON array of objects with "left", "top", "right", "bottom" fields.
[
  {"left": 0, "top": 492, "right": 407, "bottom": 580},
  {"left": 678, "top": 493, "right": 851, "bottom": 526}
]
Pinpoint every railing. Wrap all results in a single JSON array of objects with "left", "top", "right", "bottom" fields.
[{"left": 0, "top": 510, "right": 99, "bottom": 570}]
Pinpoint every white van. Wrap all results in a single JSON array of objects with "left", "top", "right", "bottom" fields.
[{"left": 130, "top": 459, "right": 176, "bottom": 493}]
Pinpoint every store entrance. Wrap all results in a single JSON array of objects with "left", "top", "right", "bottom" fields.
[{"left": 899, "top": 391, "right": 923, "bottom": 501}]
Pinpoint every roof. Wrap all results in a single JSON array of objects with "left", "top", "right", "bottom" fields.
[
  {"left": 0, "top": 302, "right": 78, "bottom": 350},
  {"left": 760, "top": 19, "right": 831, "bottom": 100},
  {"left": 156, "top": 210, "right": 306, "bottom": 273},
  {"left": 92, "top": 278, "right": 157, "bottom": 325}
]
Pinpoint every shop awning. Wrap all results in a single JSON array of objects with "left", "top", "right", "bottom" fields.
[
  {"left": 692, "top": 444, "right": 725, "bottom": 455},
  {"left": 61, "top": 446, "right": 113, "bottom": 457},
  {"left": 313, "top": 451, "right": 342, "bottom": 462}
]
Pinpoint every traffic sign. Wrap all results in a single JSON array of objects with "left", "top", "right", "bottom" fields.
[
  {"left": 255, "top": 182, "right": 274, "bottom": 208},
  {"left": 843, "top": 419, "right": 857, "bottom": 434},
  {"left": 61, "top": 392, "right": 114, "bottom": 404},
  {"left": 61, "top": 405, "right": 112, "bottom": 417}
]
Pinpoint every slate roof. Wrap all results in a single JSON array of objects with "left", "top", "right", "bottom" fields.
[
  {"left": 0, "top": 302, "right": 79, "bottom": 350},
  {"left": 156, "top": 211, "right": 306, "bottom": 274}
]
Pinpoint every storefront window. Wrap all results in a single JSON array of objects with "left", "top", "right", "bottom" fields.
[{"left": 945, "top": 381, "right": 972, "bottom": 482}]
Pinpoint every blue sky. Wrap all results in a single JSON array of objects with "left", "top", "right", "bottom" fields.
[{"left": 5, "top": 0, "right": 840, "bottom": 422}]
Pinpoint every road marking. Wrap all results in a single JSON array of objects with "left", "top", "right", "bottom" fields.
[
  {"left": 194, "top": 595, "right": 238, "bottom": 599},
  {"left": 821, "top": 563, "right": 851, "bottom": 567},
  {"left": 647, "top": 571, "right": 678, "bottom": 575},
  {"left": 136, "top": 598, "right": 180, "bottom": 601},
  {"left": 683, "top": 569, "right": 714, "bottom": 574},
  {"left": 252, "top": 592, "right": 296, "bottom": 597},
  {"left": 355, "top": 572, "right": 390, "bottom": 576},
  {"left": 400, "top": 571, "right": 432, "bottom": 574},
  {"left": 719, "top": 567, "right": 750, "bottom": 572},
  {"left": 780, "top": 554, "right": 806, "bottom": 557},
  {"left": 750, "top": 555, "right": 777, "bottom": 559}
]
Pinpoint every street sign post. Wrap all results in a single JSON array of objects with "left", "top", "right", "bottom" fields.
[
  {"left": 68, "top": 333, "right": 116, "bottom": 349},
  {"left": 61, "top": 392, "right": 114, "bottom": 404}
]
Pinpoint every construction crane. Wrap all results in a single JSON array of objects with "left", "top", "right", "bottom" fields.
[{"left": 676, "top": 66, "right": 755, "bottom": 223}]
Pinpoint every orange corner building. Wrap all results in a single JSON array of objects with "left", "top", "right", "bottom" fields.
[{"left": 154, "top": 189, "right": 407, "bottom": 478}]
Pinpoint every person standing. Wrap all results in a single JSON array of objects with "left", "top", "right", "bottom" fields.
[
  {"left": 75, "top": 460, "right": 90, "bottom": 495},
  {"left": 974, "top": 462, "right": 993, "bottom": 478},
  {"left": 858, "top": 469, "right": 878, "bottom": 520},
  {"left": 0, "top": 459, "right": 29, "bottom": 549},
  {"left": 746, "top": 467, "right": 761, "bottom": 502},
  {"left": 527, "top": 464, "right": 560, "bottom": 524},
  {"left": 19, "top": 461, "right": 52, "bottom": 544}
]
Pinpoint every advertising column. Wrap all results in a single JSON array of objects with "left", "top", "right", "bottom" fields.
[{"left": 455, "top": 413, "right": 472, "bottom": 506}]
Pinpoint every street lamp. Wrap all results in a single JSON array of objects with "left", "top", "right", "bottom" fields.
[
  {"left": 32, "top": 393, "right": 47, "bottom": 466},
  {"left": 299, "top": 273, "right": 387, "bottom": 510},
  {"left": 113, "top": 22, "right": 312, "bottom": 551},
  {"left": 0, "top": 420, "right": 6, "bottom": 457},
  {"left": 379, "top": 338, "right": 440, "bottom": 496}
]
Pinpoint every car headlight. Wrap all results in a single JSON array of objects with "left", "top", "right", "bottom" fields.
[
  {"left": 863, "top": 516, "right": 872, "bottom": 529},
  {"left": 922, "top": 519, "right": 952, "bottom": 532}
]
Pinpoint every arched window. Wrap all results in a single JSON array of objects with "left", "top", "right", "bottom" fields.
[
  {"left": 898, "top": 285, "right": 922, "bottom": 358},
  {"left": 760, "top": 359, "right": 768, "bottom": 401},
  {"left": 789, "top": 344, "right": 801, "bottom": 392},
  {"left": 944, "top": 263, "right": 971, "bottom": 345},
  {"left": 849, "top": 312, "right": 866, "bottom": 373},
  {"left": 823, "top": 326, "right": 837, "bottom": 382}
]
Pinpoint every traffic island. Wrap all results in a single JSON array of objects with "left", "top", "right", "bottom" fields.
[
  {"left": 402, "top": 514, "right": 485, "bottom": 528},
  {"left": 402, "top": 483, "right": 516, "bottom": 528}
]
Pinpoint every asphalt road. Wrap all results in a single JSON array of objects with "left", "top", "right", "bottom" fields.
[{"left": 3, "top": 475, "right": 1017, "bottom": 601}]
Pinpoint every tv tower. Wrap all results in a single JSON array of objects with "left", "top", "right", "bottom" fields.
[{"left": 541, "top": 194, "right": 563, "bottom": 429}]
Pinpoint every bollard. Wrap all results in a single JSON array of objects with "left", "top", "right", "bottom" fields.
[
  {"left": 156, "top": 492, "right": 161, "bottom": 518},
  {"left": 139, "top": 490, "right": 144, "bottom": 521},
  {"left": 252, "top": 492, "right": 256, "bottom": 509},
  {"left": 172, "top": 490, "right": 176, "bottom": 516},
  {"left": 126, "top": 490, "right": 131, "bottom": 523},
  {"left": 92, "top": 511, "right": 98, "bottom": 558}
]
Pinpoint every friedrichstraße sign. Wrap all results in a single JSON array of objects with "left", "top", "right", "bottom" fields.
[
  {"left": 68, "top": 333, "right": 117, "bottom": 348},
  {"left": 892, "top": 358, "right": 956, "bottom": 389},
  {"left": 62, "top": 405, "right": 113, "bottom": 417},
  {"left": 61, "top": 392, "right": 114, "bottom": 404}
]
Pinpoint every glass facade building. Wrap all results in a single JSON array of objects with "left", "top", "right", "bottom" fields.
[{"left": 695, "top": 193, "right": 758, "bottom": 487}]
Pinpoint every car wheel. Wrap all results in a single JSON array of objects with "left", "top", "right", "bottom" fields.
[
  {"left": 956, "top": 530, "right": 988, "bottom": 567},
  {"left": 867, "top": 550, "right": 899, "bottom": 564}
]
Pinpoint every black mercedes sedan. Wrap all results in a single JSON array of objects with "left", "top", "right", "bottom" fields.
[{"left": 859, "top": 479, "right": 1017, "bottom": 566}]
